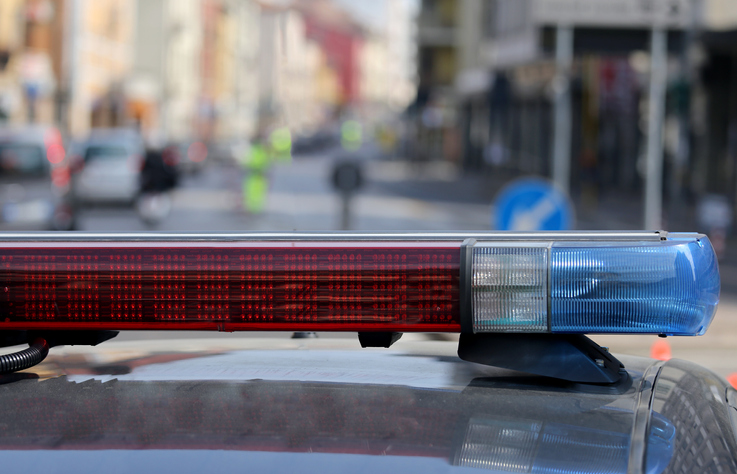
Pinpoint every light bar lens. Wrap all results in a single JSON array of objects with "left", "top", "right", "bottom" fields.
[
  {"left": 0, "top": 232, "right": 720, "bottom": 336},
  {"left": 472, "top": 236, "right": 720, "bottom": 335},
  {"left": 472, "top": 245, "right": 548, "bottom": 332},
  {"left": 550, "top": 239, "right": 719, "bottom": 334},
  {"left": 0, "top": 243, "right": 460, "bottom": 331}
]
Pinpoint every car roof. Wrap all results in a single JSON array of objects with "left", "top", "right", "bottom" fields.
[
  {"left": 81, "top": 128, "right": 144, "bottom": 148},
  {"left": 0, "top": 125, "right": 56, "bottom": 143},
  {"left": 2, "top": 335, "right": 734, "bottom": 473}
]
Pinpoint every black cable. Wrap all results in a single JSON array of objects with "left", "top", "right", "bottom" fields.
[{"left": 0, "top": 338, "right": 49, "bottom": 374}]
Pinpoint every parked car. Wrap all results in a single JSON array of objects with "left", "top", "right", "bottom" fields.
[
  {"left": 70, "top": 128, "right": 145, "bottom": 205},
  {"left": 0, "top": 125, "right": 75, "bottom": 230}
]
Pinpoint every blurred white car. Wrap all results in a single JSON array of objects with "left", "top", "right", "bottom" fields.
[
  {"left": 0, "top": 125, "right": 76, "bottom": 230},
  {"left": 70, "top": 128, "right": 144, "bottom": 204}
]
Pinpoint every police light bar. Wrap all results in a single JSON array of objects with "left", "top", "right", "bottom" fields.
[{"left": 0, "top": 231, "right": 719, "bottom": 336}]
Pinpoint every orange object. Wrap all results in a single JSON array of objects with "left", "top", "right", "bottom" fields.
[
  {"left": 650, "top": 339, "right": 672, "bottom": 361},
  {"left": 727, "top": 373, "right": 737, "bottom": 389}
]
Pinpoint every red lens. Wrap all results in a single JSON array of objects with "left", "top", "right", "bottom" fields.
[{"left": 0, "top": 242, "right": 461, "bottom": 331}]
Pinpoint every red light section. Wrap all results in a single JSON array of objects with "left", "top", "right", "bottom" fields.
[
  {"left": 51, "top": 166, "right": 71, "bottom": 188},
  {"left": 43, "top": 127, "right": 65, "bottom": 164},
  {"left": 0, "top": 244, "right": 461, "bottom": 331}
]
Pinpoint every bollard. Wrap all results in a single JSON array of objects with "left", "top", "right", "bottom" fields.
[{"left": 650, "top": 338, "right": 672, "bottom": 361}]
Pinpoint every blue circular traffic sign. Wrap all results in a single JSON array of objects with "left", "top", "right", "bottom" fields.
[{"left": 493, "top": 177, "right": 574, "bottom": 231}]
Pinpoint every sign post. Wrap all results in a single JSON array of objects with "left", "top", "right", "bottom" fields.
[
  {"left": 331, "top": 160, "right": 364, "bottom": 230},
  {"left": 644, "top": 27, "right": 667, "bottom": 230},
  {"left": 552, "top": 25, "right": 573, "bottom": 196}
]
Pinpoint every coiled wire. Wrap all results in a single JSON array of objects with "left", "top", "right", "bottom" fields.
[{"left": 0, "top": 338, "right": 49, "bottom": 374}]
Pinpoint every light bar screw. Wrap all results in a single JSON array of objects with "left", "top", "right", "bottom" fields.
[
  {"left": 595, "top": 358, "right": 605, "bottom": 368},
  {"left": 600, "top": 347, "right": 609, "bottom": 352}
]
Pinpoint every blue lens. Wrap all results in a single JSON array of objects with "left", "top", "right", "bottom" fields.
[{"left": 550, "top": 237, "right": 720, "bottom": 335}]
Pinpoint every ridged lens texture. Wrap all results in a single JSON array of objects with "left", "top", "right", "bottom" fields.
[
  {"left": 457, "top": 419, "right": 629, "bottom": 473},
  {"left": 0, "top": 243, "right": 460, "bottom": 331},
  {"left": 532, "top": 424, "right": 629, "bottom": 473},
  {"left": 456, "top": 419, "right": 539, "bottom": 471},
  {"left": 472, "top": 246, "right": 548, "bottom": 332},
  {"left": 550, "top": 238, "right": 720, "bottom": 335}
]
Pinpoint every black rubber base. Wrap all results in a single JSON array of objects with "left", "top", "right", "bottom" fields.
[
  {"left": 358, "top": 332, "right": 403, "bottom": 348},
  {"left": 0, "top": 330, "right": 119, "bottom": 375},
  {"left": 0, "top": 338, "right": 49, "bottom": 374},
  {"left": 458, "top": 333, "right": 624, "bottom": 384}
]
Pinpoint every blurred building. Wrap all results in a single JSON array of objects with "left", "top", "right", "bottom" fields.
[
  {"left": 296, "top": 0, "right": 364, "bottom": 108},
  {"left": 416, "top": 0, "right": 458, "bottom": 94},
  {"left": 208, "top": 0, "right": 261, "bottom": 140},
  {"left": 0, "top": 0, "right": 133, "bottom": 134},
  {"left": 227, "top": 0, "right": 261, "bottom": 141},
  {"left": 128, "top": 0, "right": 203, "bottom": 142},
  {"left": 0, "top": 0, "right": 31, "bottom": 124},
  {"left": 0, "top": 0, "right": 66, "bottom": 126},
  {"left": 699, "top": 0, "right": 737, "bottom": 206},
  {"left": 413, "top": 0, "right": 737, "bottom": 233},
  {"left": 411, "top": 0, "right": 462, "bottom": 162},
  {"left": 66, "top": 0, "right": 135, "bottom": 136},
  {"left": 360, "top": 31, "right": 392, "bottom": 117},
  {"left": 3, "top": 0, "right": 413, "bottom": 145},
  {"left": 258, "top": 2, "right": 326, "bottom": 134},
  {"left": 415, "top": 0, "right": 708, "bottom": 200},
  {"left": 478, "top": 0, "right": 697, "bottom": 194},
  {"left": 385, "top": 0, "right": 417, "bottom": 111},
  {"left": 454, "top": 0, "right": 494, "bottom": 170},
  {"left": 360, "top": 0, "right": 416, "bottom": 118}
]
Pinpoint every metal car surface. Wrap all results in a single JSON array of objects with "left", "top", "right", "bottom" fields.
[
  {"left": 0, "top": 126, "right": 75, "bottom": 230},
  {"left": 0, "top": 335, "right": 735, "bottom": 474}
]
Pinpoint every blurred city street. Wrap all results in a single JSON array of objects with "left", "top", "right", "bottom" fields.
[
  {"left": 77, "top": 152, "right": 491, "bottom": 233},
  {"left": 2, "top": 0, "right": 737, "bottom": 384},
  {"left": 71, "top": 149, "right": 737, "bottom": 381}
]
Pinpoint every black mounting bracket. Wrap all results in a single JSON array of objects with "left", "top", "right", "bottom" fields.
[
  {"left": 458, "top": 333, "right": 625, "bottom": 384},
  {"left": 358, "top": 332, "right": 403, "bottom": 348}
]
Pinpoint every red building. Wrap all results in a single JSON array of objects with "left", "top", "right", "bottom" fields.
[{"left": 294, "top": 0, "right": 364, "bottom": 105}]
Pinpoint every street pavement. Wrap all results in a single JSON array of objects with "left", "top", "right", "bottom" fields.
[
  {"left": 78, "top": 152, "right": 491, "bottom": 232},
  {"left": 75, "top": 151, "right": 737, "bottom": 381}
]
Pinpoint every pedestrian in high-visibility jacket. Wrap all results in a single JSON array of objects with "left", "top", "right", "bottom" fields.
[
  {"left": 341, "top": 120, "right": 362, "bottom": 152},
  {"left": 270, "top": 127, "right": 292, "bottom": 163},
  {"left": 242, "top": 140, "right": 269, "bottom": 214},
  {"left": 241, "top": 127, "right": 292, "bottom": 214}
]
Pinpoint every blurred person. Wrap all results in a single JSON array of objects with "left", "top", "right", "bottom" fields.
[
  {"left": 140, "top": 145, "right": 179, "bottom": 193},
  {"left": 240, "top": 127, "right": 294, "bottom": 215},
  {"left": 138, "top": 145, "right": 179, "bottom": 225},
  {"left": 376, "top": 122, "right": 398, "bottom": 157},
  {"left": 241, "top": 132, "right": 270, "bottom": 214},
  {"left": 270, "top": 127, "right": 293, "bottom": 163},
  {"left": 341, "top": 120, "right": 362, "bottom": 152}
]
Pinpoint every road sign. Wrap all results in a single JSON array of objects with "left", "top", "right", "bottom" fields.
[
  {"left": 331, "top": 160, "right": 364, "bottom": 194},
  {"left": 493, "top": 177, "right": 574, "bottom": 231}
]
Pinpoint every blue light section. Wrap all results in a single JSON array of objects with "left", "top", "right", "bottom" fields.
[
  {"left": 550, "top": 237, "right": 720, "bottom": 335},
  {"left": 532, "top": 423, "right": 629, "bottom": 473},
  {"left": 644, "top": 412, "right": 675, "bottom": 474}
]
